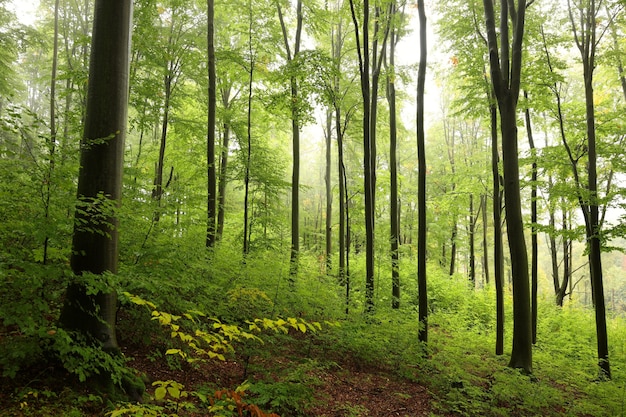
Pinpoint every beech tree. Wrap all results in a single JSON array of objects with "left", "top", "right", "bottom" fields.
[
  {"left": 416, "top": 0, "right": 428, "bottom": 343},
  {"left": 206, "top": 0, "right": 217, "bottom": 247},
  {"left": 482, "top": 0, "right": 532, "bottom": 373},
  {"left": 59, "top": 0, "right": 133, "bottom": 354},
  {"left": 276, "top": 0, "right": 304, "bottom": 280},
  {"left": 566, "top": 0, "right": 611, "bottom": 379},
  {"left": 348, "top": 0, "right": 392, "bottom": 312}
]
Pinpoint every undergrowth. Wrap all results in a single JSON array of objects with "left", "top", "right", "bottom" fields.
[{"left": 2, "top": 245, "right": 626, "bottom": 416}]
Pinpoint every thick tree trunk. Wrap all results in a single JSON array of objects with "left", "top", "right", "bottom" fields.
[
  {"left": 584, "top": 59, "right": 611, "bottom": 379},
  {"left": 500, "top": 103, "right": 532, "bottom": 372},
  {"left": 483, "top": 0, "right": 531, "bottom": 373},
  {"left": 59, "top": 0, "right": 132, "bottom": 353}
]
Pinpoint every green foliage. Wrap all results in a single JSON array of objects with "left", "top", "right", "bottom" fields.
[{"left": 48, "top": 329, "right": 127, "bottom": 384}]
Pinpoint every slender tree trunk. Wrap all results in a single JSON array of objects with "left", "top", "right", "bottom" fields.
[
  {"left": 59, "top": 0, "right": 132, "bottom": 354},
  {"left": 325, "top": 108, "right": 333, "bottom": 273},
  {"left": 243, "top": 1, "right": 254, "bottom": 256},
  {"left": 277, "top": 0, "right": 303, "bottom": 282},
  {"left": 490, "top": 100, "right": 505, "bottom": 356},
  {"left": 416, "top": 0, "right": 428, "bottom": 343},
  {"left": 153, "top": 73, "right": 171, "bottom": 221},
  {"left": 449, "top": 221, "right": 457, "bottom": 275},
  {"left": 217, "top": 87, "right": 232, "bottom": 240},
  {"left": 206, "top": 0, "right": 217, "bottom": 248},
  {"left": 387, "top": 5, "right": 400, "bottom": 308},
  {"left": 468, "top": 194, "right": 475, "bottom": 285},
  {"left": 524, "top": 91, "right": 538, "bottom": 345},
  {"left": 481, "top": 194, "right": 489, "bottom": 285},
  {"left": 557, "top": 206, "right": 570, "bottom": 306},
  {"left": 444, "top": 119, "right": 457, "bottom": 276},
  {"left": 349, "top": 0, "right": 374, "bottom": 311},
  {"left": 43, "top": 0, "right": 61, "bottom": 265},
  {"left": 567, "top": 0, "right": 610, "bottom": 379},
  {"left": 152, "top": 17, "right": 178, "bottom": 219}
]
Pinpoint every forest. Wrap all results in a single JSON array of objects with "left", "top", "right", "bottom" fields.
[{"left": 1, "top": 0, "right": 626, "bottom": 415}]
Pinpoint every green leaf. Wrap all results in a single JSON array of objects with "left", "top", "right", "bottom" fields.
[
  {"left": 154, "top": 386, "right": 166, "bottom": 401},
  {"left": 167, "top": 385, "right": 180, "bottom": 399}
]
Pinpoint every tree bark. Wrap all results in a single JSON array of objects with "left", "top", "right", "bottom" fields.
[
  {"left": 59, "top": 0, "right": 133, "bottom": 353},
  {"left": 416, "top": 0, "right": 428, "bottom": 343},
  {"left": 387, "top": 3, "right": 400, "bottom": 309},
  {"left": 206, "top": 0, "right": 217, "bottom": 247},
  {"left": 567, "top": 0, "right": 610, "bottom": 379},
  {"left": 490, "top": 100, "right": 505, "bottom": 356},
  {"left": 43, "top": 0, "right": 61, "bottom": 265},
  {"left": 481, "top": 194, "right": 489, "bottom": 285},
  {"left": 217, "top": 86, "right": 233, "bottom": 240},
  {"left": 277, "top": 0, "right": 303, "bottom": 282},
  {"left": 243, "top": 0, "right": 254, "bottom": 256},
  {"left": 483, "top": 0, "right": 532, "bottom": 373},
  {"left": 468, "top": 194, "right": 476, "bottom": 285},
  {"left": 524, "top": 91, "right": 538, "bottom": 345},
  {"left": 325, "top": 108, "right": 332, "bottom": 273}
]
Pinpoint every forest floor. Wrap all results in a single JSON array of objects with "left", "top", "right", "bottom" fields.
[
  {"left": 0, "top": 333, "right": 437, "bottom": 417},
  {"left": 124, "top": 334, "right": 436, "bottom": 417}
]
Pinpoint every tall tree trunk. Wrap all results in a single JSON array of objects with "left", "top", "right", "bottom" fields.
[
  {"left": 540, "top": 27, "right": 572, "bottom": 308},
  {"left": 43, "top": 0, "right": 61, "bottom": 265},
  {"left": 242, "top": 0, "right": 254, "bottom": 256},
  {"left": 349, "top": 0, "right": 391, "bottom": 312},
  {"left": 557, "top": 206, "right": 570, "bottom": 306},
  {"left": 152, "top": 17, "right": 178, "bottom": 219},
  {"left": 481, "top": 194, "right": 489, "bottom": 285},
  {"left": 449, "top": 222, "right": 457, "bottom": 276},
  {"left": 524, "top": 91, "right": 538, "bottom": 345},
  {"left": 59, "top": 0, "right": 132, "bottom": 354},
  {"left": 443, "top": 118, "right": 457, "bottom": 276},
  {"left": 217, "top": 87, "right": 232, "bottom": 240},
  {"left": 483, "top": 0, "right": 532, "bottom": 373},
  {"left": 277, "top": 0, "right": 303, "bottom": 282},
  {"left": 349, "top": 0, "right": 374, "bottom": 311},
  {"left": 206, "top": 0, "right": 217, "bottom": 248},
  {"left": 567, "top": 0, "right": 610, "bottom": 379},
  {"left": 490, "top": 100, "right": 505, "bottom": 356},
  {"left": 468, "top": 194, "right": 475, "bottom": 285},
  {"left": 416, "top": 0, "right": 428, "bottom": 343},
  {"left": 325, "top": 108, "right": 333, "bottom": 273},
  {"left": 387, "top": 3, "right": 400, "bottom": 309}
]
